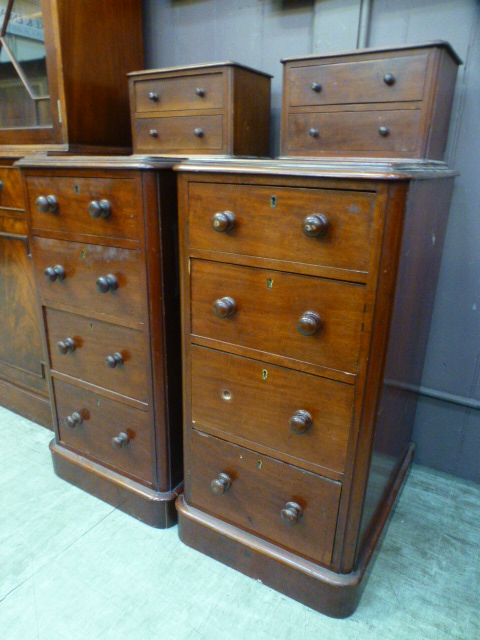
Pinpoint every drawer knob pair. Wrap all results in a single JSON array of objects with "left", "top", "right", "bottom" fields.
[
  {"left": 213, "top": 296, "right": 236, "bottom": 318},
  {"left": 44, "top": 264, "right": 66, "bottom": 282},
  {"left": 56, "top": 337, "right": 76, "bottom": 355},
  {"left": 297, "top": 311, "right": 322, "bottom": 336},
  {"left": 35, "top": 195, "right": 58, "bottom": 214},
  {"left": 302, "top": 213, "right": 329, "bottom": 238},
  {"left": 280, "top": 502, "right": 303, "bottom": 527},
  {"left": 88, "top": 199, "right": 112, "bottom": 219},
  {"left": 105, "top": 352, "right": 124, "bottom": 368},
  {"left": 65, "top": 411, "right": 82, "bottom": 429},
  {"left": 289, "top": 410, "right": 313, "bottom": 434},
  {"left": 211, "top": 210, "right": 236, "bottom": 233},
  {"left": 111, "top": 432, "right": 129, "bottom": 449},
  {"left": 211, "top": 472, "right": 232, "bottom": 495},
  {"left": 96, "top": 274, "right": 118, "bottom": 293}
]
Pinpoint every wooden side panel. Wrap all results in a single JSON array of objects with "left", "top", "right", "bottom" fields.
[{"left": 232, "top": 66, "right": 271, "bottom": 157}]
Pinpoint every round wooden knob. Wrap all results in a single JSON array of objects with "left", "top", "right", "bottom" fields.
[
  {"left": 105, "top": 352, "right": 124, "bottom": 368},
  {"left": 297, "top": 311, "right": 322, "bottom": 336},
  {"left": 88, "top": 199, "right": 112, "bottom": 219},
  {"left": 383, "top": 73, "right": 395, "bottom": 86},
  {"left": 111, "top": 432, "right": 129, "bottom": 449},
  {"left": 379, "top": 126, "right": 390, "bottom": 137},
  {"left": 302, "top": 214, "right": 329, "bottom": 238},
  {"left": 311, "top": 82, "right": 322, "bottom": 93},
  {"left": 148, "top": 91, "right": 158, "bottom": 101},
  {"left": 280, "top": 502, "right": 303, "bottom": 526},
  {"left": 213, "top": 297, "right": 237, "bottom": 318},
  {"left": 44, "top": 264, "right": 66, "bottom": 282},
  {"left": 56, "top": 337, "right": 76, "bottom": 355},
  {"left": 149, "top": 129, "right": 158, "bottom": 138},
  {"left": 194, "top": 128, "right": 204, "bottom": 137},
  {"left": 309, "top": 128, "right": 319, "bottom": 138},
  {"left": 96, "top": 274, "right": 118, "bottom": 293},
  {"left": 65, "top": 411, "right": 82, "bottom": 429},
  {"left": 289, "top": 410, "right": 313, "bottom": 434},
  {"left": 195, "top": 87, "right": 205, "bottom": 97},
  {"left": 211, "top": 211, "right": 236, "bottom": 233},
  {"left": 211, "top": 473, "right": 232, "bottom": 495},
  {"left": 35, "top": 195, "right": 58, "bottom": 214}
]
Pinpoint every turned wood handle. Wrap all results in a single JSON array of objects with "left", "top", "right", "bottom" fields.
[
  {"left": 195, "top": 87, "right": 205, "bottom": 97},
  {"left": 96, "top": 274, "right": 118, "bottom": 293},
  {"left": 280, "top": 502, "right": 303, "bottom": 526},
  {"left": 88, "top": 199, "right": 112, "bottom": 219},
  {"left": 212, "top": 297, "right": 237, "bottom": 318},
  {"left": 65, "top": 411, "right": 82, "bottom": 429},
  {"left": 379, "top": 126, "right": 390, "bottom": 137},
  {"left": 297, "top": 311, "right": 322, "bottom": 336},
  {"left": 210, "top": 473, "right": 232, "bottom": 495},
  {"left": 194, "top": 127, "right": 204, "bottom": 137},
  {"left": 309, "top": 128, "right": 319, "bottom": 138},
  {"left": 148, "top": 91, "right": 158, "bottom": 101},
  {"left": 211, "top": 211, "right": 236, "bottom": 233},
  {"left": 302, "top": 214, "right": 329, "bottom": 238},
  {"left": 56, "top": 337, "right": 76, "bottom": 355},
  {"left": 44, "top": 264, "right": 66, "bottom": 282},
  {"left": 35, "top": 195, "right": 58, "bottom": 214},
  {"left": 383, "top": 73, "right": 395, "bottom": 86},
  {"left": 289, "top": 410, "right": 313, "bottom": 434},
  {"left": 105, "top": 352, "right": 124, "bottom": 368},
  {"left": 111, "top": 432, "right": 129, "bottom": 449},
  {"left": 311, "top": 82, "right": 322, "bottom": 93}
]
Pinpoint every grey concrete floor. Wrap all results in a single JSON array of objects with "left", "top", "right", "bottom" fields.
[{"left": 0, "top": 405, "right": 478, "bottom": 640}]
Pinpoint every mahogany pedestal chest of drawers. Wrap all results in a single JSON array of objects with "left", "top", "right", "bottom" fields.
[
  {"left": 175, "top": 157, "right": 456, "bottom": 616},
  {"left": 281, "top": 42, "right": 460, "bottom": 160},
  {"left": 128, "top": 62, "right": 271, "bottom": 157},
  {"left": 18, "top": 155, "right": 183, "bottom": 527}
]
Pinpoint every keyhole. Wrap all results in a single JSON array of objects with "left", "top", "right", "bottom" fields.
[
  {"left": 267, "top": 278, "right": 274, "bottom": 289},
  {"left": 262, "top": 369, "right": 268, "bottom": 380},
  {"left": 75, "top": 185, "right": 79, "bottom": 194},
  {"left": 222, "top": 389, "right": 232, "bottom": 401},
  {"left": 270, "top": 196, "right": 277, "bottom": 208}
]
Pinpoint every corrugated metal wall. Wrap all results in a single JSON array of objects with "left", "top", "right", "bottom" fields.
[{"left": 142, "top": 0, "right": 480, "bottom": 483}]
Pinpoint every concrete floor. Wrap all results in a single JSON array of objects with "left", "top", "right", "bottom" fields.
[{"left": 0, "top": 405, "right": 478, "bottom": 640}]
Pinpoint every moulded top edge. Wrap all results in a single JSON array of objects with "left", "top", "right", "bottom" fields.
[
  {"left": 128, "top": 61, "right": 273, "bottom": 78},
  {"left": 281, "top": 41, "right": 462, "bottom": 66},
  {"left": 14, "top": 153, "right": 182, "bottom": 171},
  {"left": 174, "top": 156, "right": 458, "bottom": 181}
]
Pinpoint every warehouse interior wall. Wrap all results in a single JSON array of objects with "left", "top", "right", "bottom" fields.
[{"left": 142, "top": 0, "right": 480, "bottom": 482}]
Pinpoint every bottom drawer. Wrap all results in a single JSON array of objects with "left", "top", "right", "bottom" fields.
[
  {"left": 54, "top": 377, "right": 153, "bottom": 484},
  {"left": 134, "top": 115, "right": 224, "bottom": 153},
  {"left": 187, "top": 430, "right": 341, "bottom": 566}
]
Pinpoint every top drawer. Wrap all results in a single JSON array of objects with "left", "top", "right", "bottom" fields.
[
  {"left": 188, "top": 181, "right": 374, "bottom": 273},
  {"left": 287, "top": 54, "right": 428, "bottom": 107},
  {"left": 25, "top": 175, "right": 141, "bottom": 240},
  {"left": 134, "top": 72, "right": 224, "bottom": 114}
]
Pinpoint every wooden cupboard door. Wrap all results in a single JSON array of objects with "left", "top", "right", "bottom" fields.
[
  {"left": 191, "top": 259, "right": 366, "bottom": 375},
  {"left": 45, "top": 308, "right": 149, "bottom": 403},
  {"left": 32, "top": 236, "right": 144, "bottom": 323},
  {"left": 187, "top": 430, "right": 341, "bottom": 566},
  {"left": 190, "top": 346, "right": 354, "bottom": 476},
  {"left": 54, "top": 378, "right": 153, "bottom": 484}
]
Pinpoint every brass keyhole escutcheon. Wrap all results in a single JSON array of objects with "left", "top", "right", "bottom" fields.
[
  {"left": 262, "top": 369, "right": 268, "bottom": 380},
  {"left": 222, "top": 389, "right": 232, "bottom": 401},
  {"left": 267, "top": 278, "right": 274, "bottom": 289},
  {"left": 270, "top": 195, "right": 277, "bottom": 208}
]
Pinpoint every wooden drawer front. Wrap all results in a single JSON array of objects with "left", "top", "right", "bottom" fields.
[
  {"left": 33, "top": 237, "right": 143, "bottom": 322},
  {"left": 0, "top": 167, "right": 24, "bottom": 209},
  {"left": 191, "top": 260, "right": 365, "bottom": 374},
  {"left": 54, "top": 378, "right": 152, "bottom": 483},
  {"left": 191, "top": 346, "right": 354, "bottom": 474},
  {"left": 286, "top": 109, "right": 422, "bottom": 155},
  {"left": 188, "top": 430, "right": 341, "bottom": 566},
  {"left": 287, "top": 54, "right": 428, "bottom": 107},
  {"left": 135, "top": 115, "right": 224, "bottom": 153},
  {"left": 188, "top": 182, "right": 374, "bottom": 272},
  {"left": 26, "top": 176, "right": 140, "bottom": 240},
  {"left": 46, "top": 308, "right": 149, "bottom": 402},
  {"left": 134, "top": 73, "right": 224, "bottom": 113}
]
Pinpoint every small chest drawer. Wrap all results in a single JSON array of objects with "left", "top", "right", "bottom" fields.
[
  {"left": 134, "top": 115, "right": 223, "bottom": 154},
  {"left": 191, "top": 346, "right": 354, "bottom": 475},
  {"left": 188, "top": 181, "right": 374, "bottom": 272},
  {"left": 286, "top": 109, "right": 422, "bottom": 156},
  {"left": 134, "top": 72, "right": 224, "bottom": 113},
  {"left": 46, "top": 307, "right": 149, "bottom": 402},
  {"left": 33, "top": 236, "right": 144, "bottom": 322},
  {"left": 0, "top": 166, "right": 24, "bottom": 209},
  {"left": 54, "top": 378, "right": 153, "bottom": 483},
  {"left": 287, "top": 54, "right": 428, "bottom": 107},
  {"left": 26, "top": 175, "right": 141, "bottom": 240},
  {"left": 188, "top": 430, "right": 341, "bottom": 566},
  {"left": 191, "top": 259, "right": 365, "bottom": 374}
]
